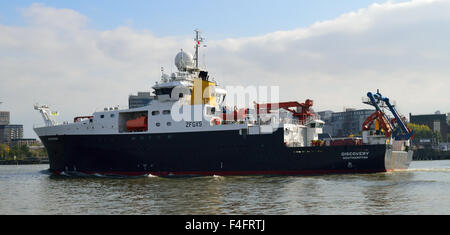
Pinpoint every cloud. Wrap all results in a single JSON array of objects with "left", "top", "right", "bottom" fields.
[
  {"left": 207, "top": 0, "right": 450, "bottom": 112},
  {"left": 0, "top": 1, "right": 449, "bottom": 138},
  {"left": 22, "top": 3, "right": 89, "bottom": 30}
]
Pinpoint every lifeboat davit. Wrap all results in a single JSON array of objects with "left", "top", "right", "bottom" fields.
[{"left": 126, "top": 116, "right": 148, "bottom": 132}]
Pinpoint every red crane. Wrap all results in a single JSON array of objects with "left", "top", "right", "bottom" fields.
[
  {"left": 362, "top": 110, "right": 392, "bottom": 138},
  {"left": 254, "top": 99, "right": 315, "bottom": 122}
]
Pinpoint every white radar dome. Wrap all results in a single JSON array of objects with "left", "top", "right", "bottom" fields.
[{"left": 175, "top": 50, "right": 194, "bottom": 71}]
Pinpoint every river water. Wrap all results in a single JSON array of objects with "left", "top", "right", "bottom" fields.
[{"left": 1, "top": 160, "right": 449, "bottom": 215}]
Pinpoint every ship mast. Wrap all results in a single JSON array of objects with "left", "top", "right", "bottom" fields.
[{"left": 194, "top": 29, "right": 204, "bottom": 69}]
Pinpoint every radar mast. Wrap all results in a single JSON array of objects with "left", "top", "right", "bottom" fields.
[{"left": 194, "top": 29, "right": 204, "bottom": 69}]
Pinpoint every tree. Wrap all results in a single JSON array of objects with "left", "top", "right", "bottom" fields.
[
  {"left": 0, "top": 144, "right": 10, "bottom": 159},
  {"left": 409, "top": 123, "right": 445, "bottom": 144},
  {"left": 19, "top": 144, "right": 31, "bottom": 158},
  {"left": 29, "top": 147, "right": 48, "bottom": 158},
  {"left": 409, "top": 123, "right": 433, "bottom": 139},
  {"left": 7, "top": 145, "right": 32, "bottom": 159}
]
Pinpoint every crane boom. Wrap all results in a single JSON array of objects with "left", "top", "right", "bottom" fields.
[
  {"left": 34, "top": 104, "right": 58, "bottom": 127},
  {"left": 254, "top": 99, "right": 315, "bottom": 123},
  {"left": 365, "top": 91, "right": 413, "bottom": 140}
]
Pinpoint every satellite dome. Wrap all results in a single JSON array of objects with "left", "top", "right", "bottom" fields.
[{"left": 175, "top": 50, "right": 194, "bottom": 71}]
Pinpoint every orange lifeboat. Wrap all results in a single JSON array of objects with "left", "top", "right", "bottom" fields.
[{"left": 126, "top": 116, "right": 148, "bottom": 132}]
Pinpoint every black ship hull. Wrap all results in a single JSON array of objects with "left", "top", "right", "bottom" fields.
[{"left": 39, "top": 128, "right": 413, "bottom": 176}]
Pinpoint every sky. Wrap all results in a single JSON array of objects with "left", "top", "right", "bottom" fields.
[
  {"left": 0, "top": 0, "right": 397, "bottom": 38},
  {"left": 0, "top": 0, "right": 449, "bottom": 138}
]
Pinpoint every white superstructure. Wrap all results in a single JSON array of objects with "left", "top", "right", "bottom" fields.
[{"left": 34, "top": 30, "right": 323, "bottom": 148}]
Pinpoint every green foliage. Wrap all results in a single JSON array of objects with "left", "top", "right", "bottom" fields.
[
  {"left": 409, "top": 123, "right": 445, "bottom": 143},
  {"left": 30, "top": 148, "right": 48, "bottom": 158},
  {"left": 0, "top": 143, "right": 47, "bottom": 160},
  {"left": 7, "top": 145, "right": 31, "bottom": 159},
  {"left": 409, "top": 123, "right": 433, "bottom": 139},
  {"left": 0, "top": 144, "right": 10, "bottom": 159}
]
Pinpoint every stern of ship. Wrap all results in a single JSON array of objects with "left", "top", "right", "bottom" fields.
[{"left": 384, "top": 147, "right": 413, "bottom": 171}]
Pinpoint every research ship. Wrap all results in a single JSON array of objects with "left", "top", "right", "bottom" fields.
[{"left": 34, "top": 30, "right": 414, "bottom": 177}]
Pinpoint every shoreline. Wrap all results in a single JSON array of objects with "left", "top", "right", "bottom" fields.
[
  {"left": 0, "top": 158, "right": 49, "bottom": 165},
  {"left": 413, "top": 149, "right": 450, "bottom": 161}
]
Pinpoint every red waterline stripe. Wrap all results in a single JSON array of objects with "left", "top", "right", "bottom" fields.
[{"left": 51, "top": 169, "right": 388, "bottom": 177}]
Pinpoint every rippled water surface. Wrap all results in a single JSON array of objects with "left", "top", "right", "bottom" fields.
[{"left": 1, "top": 160, "right": 450, "bottom": 214}]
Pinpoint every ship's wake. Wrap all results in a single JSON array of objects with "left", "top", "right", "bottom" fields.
[
  {"left": 405, "top": 168, "right": 450, "bottom": 173},
  {"left": 389, "top": 167, "right": 450, "bottom": 173},
  {"left": 51, "top": 171, "right": 155, "bottom": 179}
]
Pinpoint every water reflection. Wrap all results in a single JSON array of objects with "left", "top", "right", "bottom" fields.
[
  {"left": 40, "top": 172, "right": 420, "bottom": 214},
  {"left": 360, "top": 172, "right": 415, "bottom": 215}
]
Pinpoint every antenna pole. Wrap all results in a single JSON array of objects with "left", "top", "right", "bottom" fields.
[{"left": 194, "top": 29, "right": 201, "bottom": 69}]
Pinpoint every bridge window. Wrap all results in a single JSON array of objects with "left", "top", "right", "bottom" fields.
[{"left": 155, "top": 88, "right": 174, "bottom": 97}]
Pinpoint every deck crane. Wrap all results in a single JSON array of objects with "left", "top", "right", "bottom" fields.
[
  {"left": 362, "top": 90, "right": 413, "bottom": 141},
  {"left": 254, "top": 99, "right": 315, "bottom": 124},
  {"left": 34, "top": 104, "right": 59, "bottom": 127}
]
